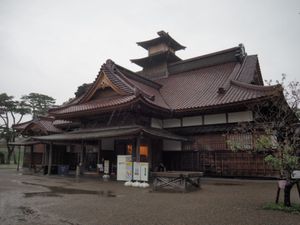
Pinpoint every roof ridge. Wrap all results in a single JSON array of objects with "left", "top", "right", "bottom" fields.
[
  {"left": 220, "top": 63, "right": 243, "bottom": 91},
  {"left": 234, "top": 55, "right": 260, "bottom": 83},
  {"left": 168, "top": 44, "right": 246, "bottom": 75},
  {"left": 112, "top": 63, "right": 155, "bottom": 100},
  {"left": 49, "top": 95, "right": 84, "bottom": 112},
  {"left": 115, "top": 64, "right": 162, "bottom": 89},
  {"left": 102, "top": 59, "right": 135, "bottom": 94},
  {"left": 170, "top": 46, "right": 241, "bottom": 66}
]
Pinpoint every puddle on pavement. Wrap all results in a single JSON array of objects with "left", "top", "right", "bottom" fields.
[
  {"left": 24, "top": 192, "right": 62, "bottom": 198},
  {"left": 22, "top": 181, "right": 117, "bottom": 198}
]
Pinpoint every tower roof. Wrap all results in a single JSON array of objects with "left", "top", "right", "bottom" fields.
[
  {"left": 136, "top": 30, "right": 186, "bottom": 51},
  {"left": 130, "top": 50, "right": 181, "bottom": 67}
]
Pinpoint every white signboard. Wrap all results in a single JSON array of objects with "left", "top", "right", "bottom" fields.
[
  {"left": 117, "top": 155, "right": 132, "bottom": 181},
  {"left": 140, "top": 163, "right": 149, "bottom": 182},
  {"left": 117, "top": 157, "right": 149, "bottom": 182},
  {"left": 104, "top": 160, "right": 110, "bottom": 174},
  {"left": 97, "top": 164, "right": 104, "bottom": 172}
]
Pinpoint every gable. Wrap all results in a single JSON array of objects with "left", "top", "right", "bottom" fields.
[
  {"left": 90, "top": 87, "right": 121, "bottom": 101},
  {"left": 24, "top": 123, "right": 47, "bottom": 135},
  {"left": 80, "top": 70, "right": 131, "bottom": 103}
]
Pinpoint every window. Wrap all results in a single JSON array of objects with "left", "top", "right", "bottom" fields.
[
  {"left": 140, "top": 144, "right": 149, "bottom": 162},
  {"left": 126, "top": 144, "right": 148, "bottom": 162}
]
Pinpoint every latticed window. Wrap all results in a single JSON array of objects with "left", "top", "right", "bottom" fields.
[
  {"left": 183, "top": 134, "right": 227, "bottom": 151},
  {"left": 227, "top": 133, "right": 253, "bottom": 150},
  {"left": 183, "top": 133, "right": 255, "bottom": 151}
]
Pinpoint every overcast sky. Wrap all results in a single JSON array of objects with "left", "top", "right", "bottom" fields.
[{"left": 1, "top": 0, "right": 299, "bottom": 105}]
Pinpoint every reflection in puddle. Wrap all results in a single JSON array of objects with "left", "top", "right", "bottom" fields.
[
  {"left": 24, "top": 192, "right": 62, "bottom": 198},
  {"left": 22, "top": 182, "right": 117, "bottom": 198}
]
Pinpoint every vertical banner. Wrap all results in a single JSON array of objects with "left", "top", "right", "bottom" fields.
[
  {"left": 140, "top": 163, "right": 149, "bottom": 181},
  {"left": 126, "top": 162, "right": 132, "bottom": 181},
  {"left": 133, "top": 162, "right": 141, "bottom": 180}
]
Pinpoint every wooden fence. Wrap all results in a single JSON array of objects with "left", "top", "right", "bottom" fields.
[{"left": 162, "top": 150, "right": 278, "bottom": 177}]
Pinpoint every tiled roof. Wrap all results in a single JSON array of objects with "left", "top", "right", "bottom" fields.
[
  {"left": 157, "top": 58, "right": 279, "bottom": 112},
  {"left": 37, "top": 120, "right": 63, "bottom": 134},
  {"left": 13, "top": 121, "right": 32, "bottom": 130},
  {"left": 158, "top": 62, "right": 238, "bottom": 110},
  {"left": 131, "top": 51, "right": 181, "bottom": 67},
  {"left": 136, "top": 30, "right": 186, "bottom": 51},
  {"left": 51, "top": 95, "right": 137, "bottom": 115},
  {"left": 49, "top": 48, "right": 282, "bottom": 117},
  {"left": 13, "top": 117, "right": 62, "bottom": 134}
]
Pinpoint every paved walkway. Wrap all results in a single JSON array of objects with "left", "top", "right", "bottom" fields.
[{"left": 0, "top": 169, "right": 299, "bottom": 225}]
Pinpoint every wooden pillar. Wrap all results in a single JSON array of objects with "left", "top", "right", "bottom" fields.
[
  {"left": 80, "top": 140, "right": 85, "bottom": 175},
  {"left": 97, "top": 140, "right": 101, "bottom": 164},
  {"left": 131, "top": 139, "right": 135, "bottom": 181},
  {"left": 47, "top": 142, "right": 53, "bottom": 175},
  {"left": 42, "top": 144, "right": 46, "bottom": 167},
  {"left": 136, "top": 136, "right": 141, "bottom": 162},
  {"left": 30, "top": 145, "right": 34, "bottom": 171}
]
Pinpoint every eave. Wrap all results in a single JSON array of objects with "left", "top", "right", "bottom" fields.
[
  {"left": 137, "top": 31, "right": 186, "bottom": 51},
  {"left": 131, "top": 51, "right": 181, "bottom": 68}
]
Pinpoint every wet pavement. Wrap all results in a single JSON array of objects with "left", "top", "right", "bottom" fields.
[{"left": 0, "top": 169, "right": 299, "bottom": 225}]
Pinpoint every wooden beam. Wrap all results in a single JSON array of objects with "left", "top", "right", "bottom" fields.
[
  {"left": 17, "top": 146, "right": 21, "bottom": 172},
  {"left": 30, "top": 145, "right": 34, "bottom": 171},
  {"left": 136, "top": 136, "right": 141, "bottom": 162},
  {"left": 97, "top": 140, "right": 101, "bottom": 164}
]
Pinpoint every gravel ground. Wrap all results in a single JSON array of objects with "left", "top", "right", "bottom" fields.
[{"left": 0, "top": 169, "right": 299, "bottom": 225}]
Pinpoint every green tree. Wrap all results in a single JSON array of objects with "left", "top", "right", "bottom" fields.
[
  {"left": 74, "top": 83, "right": 90, "bottom": 97},
  {"left": 21, "top": 93, "right": 56, "bottom": 119},
  {"left": 229, "top": 75, "right": 300, "bottom": 207},
  {"left": 0, "top": 93, "right": 31, "bottom": 164}
]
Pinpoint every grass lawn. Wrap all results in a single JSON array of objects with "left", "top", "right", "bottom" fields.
[
  {"left": 0, "top": 164, "right": 18, "bottom": 169},
  {"left": 263, "top": 202, "right": 300, "bottom": 214}
]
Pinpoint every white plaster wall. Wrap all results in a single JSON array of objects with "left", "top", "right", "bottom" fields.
[
  {"left": 163, "top": 119, "right": 181, "bottom": 128},
  {"left": 151, "top": 118, "right": 163, "bottom": 129},
  {"left": 204, "top": 113, "right": 226, "bottom": 125},
  {"left": 228, "top": 111, "right": 253, "bottom": 123},
  {"left": 182, "top": 116, "right": 203, "bottom": 127}
]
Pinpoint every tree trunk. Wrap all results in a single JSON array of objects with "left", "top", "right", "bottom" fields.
[
  {"left": 6, "top": 149, "right": 14, "bottom": 164},
  {"left": 13, "top": 151, "right": 17, "bottom": 164},
  {"left": 5, "top": 142, "right": 15, "bottom": 164}
]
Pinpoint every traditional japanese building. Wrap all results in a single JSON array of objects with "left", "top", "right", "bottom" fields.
[{"left": 15, "top": 31, "right": 290, "bottom": 177}]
